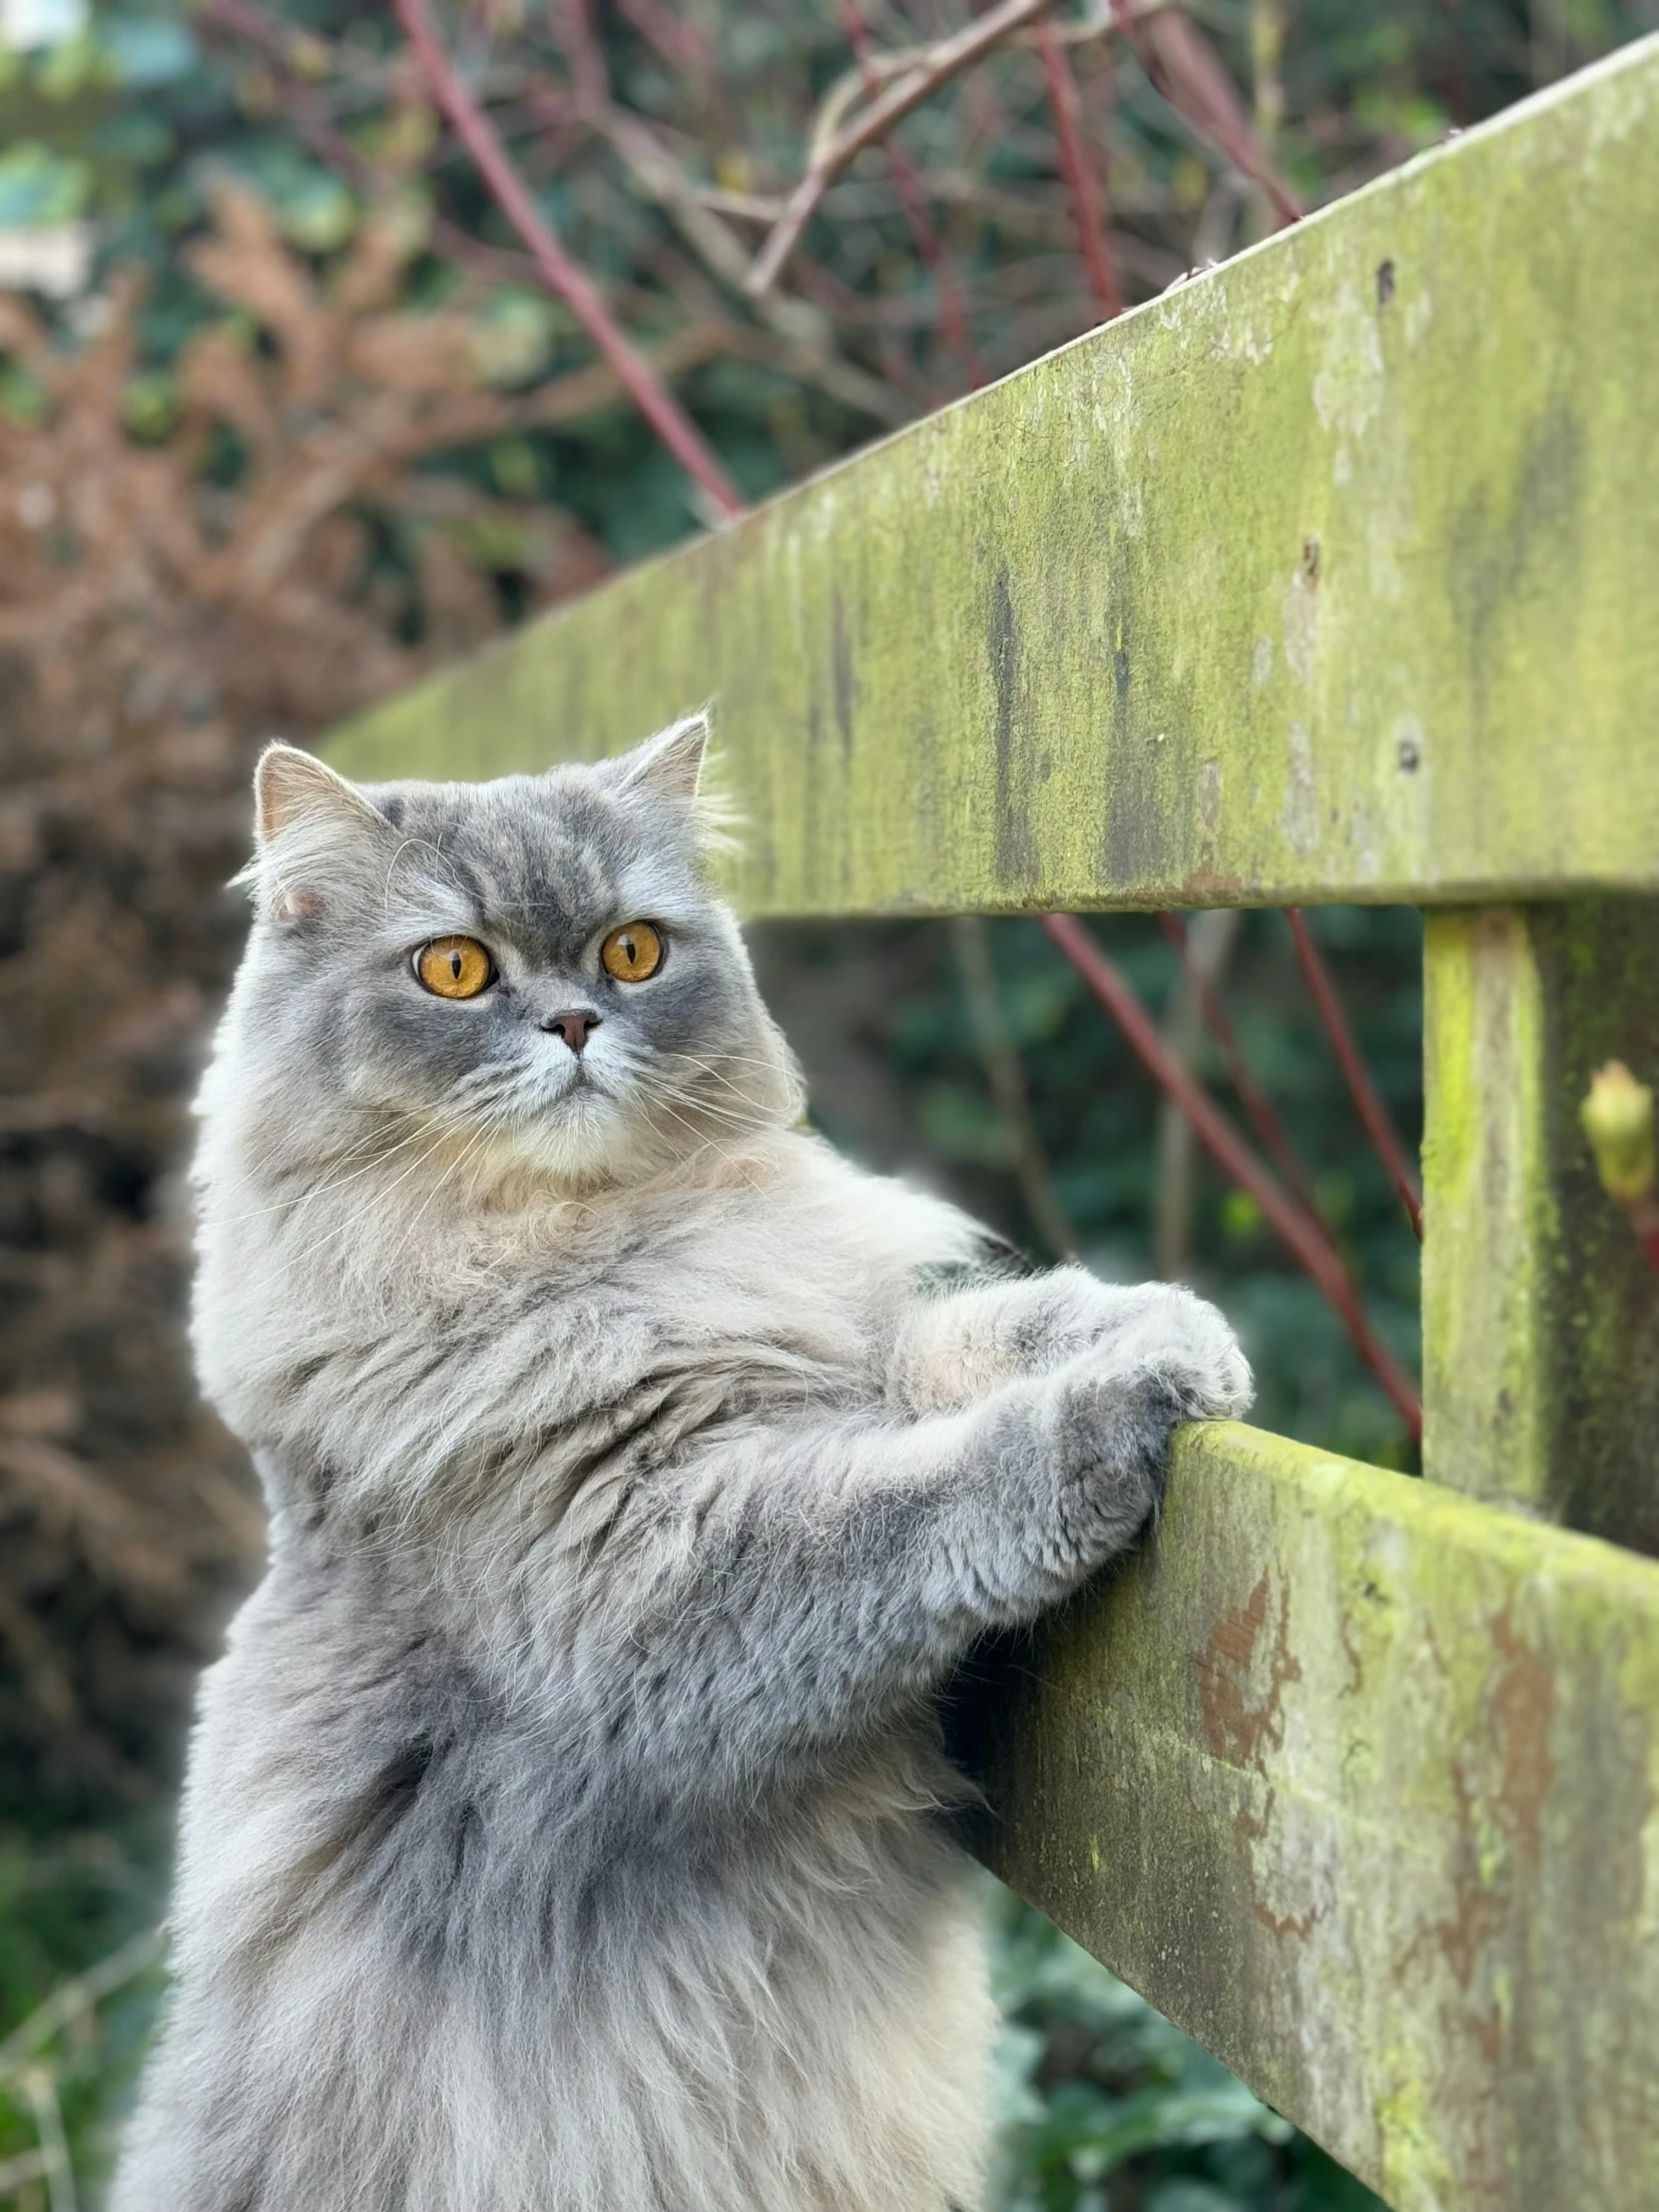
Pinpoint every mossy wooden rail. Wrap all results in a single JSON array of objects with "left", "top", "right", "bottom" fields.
[{"left": 326, "top": 34, "right": 1659, "bottom": 2212}]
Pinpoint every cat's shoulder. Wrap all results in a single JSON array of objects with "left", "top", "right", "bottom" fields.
[{"left": 726, "top": 1128, "right": 992, "bottom": 1280}]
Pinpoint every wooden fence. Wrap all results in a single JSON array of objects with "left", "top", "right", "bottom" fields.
[{"left": 327, "top": 34, "right": 1659, "bottom": 2210}]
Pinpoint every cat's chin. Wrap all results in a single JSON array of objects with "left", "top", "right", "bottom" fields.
[{"left": 468, "top": 1087, "right": 665, "bottom": 1197}]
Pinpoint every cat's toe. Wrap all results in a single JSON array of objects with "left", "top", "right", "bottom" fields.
[
  {"left": 1134, "top": 1287, "right": 1254, "bottom": 1422},
  {"left": 1201, "top": 1340, "right": 1254, "bottom": 1421},
  {"left": 1178, "top": 1322, "right": 1254, "bottom": 1421}
]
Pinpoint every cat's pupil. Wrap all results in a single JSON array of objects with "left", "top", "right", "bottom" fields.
[{"left": 448, "top": 950, "right": 462, "bottom": 979}]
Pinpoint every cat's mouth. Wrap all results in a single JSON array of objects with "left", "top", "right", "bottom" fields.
[{"left": 534, "top": 1060, "right": 612, "bottom": 1112}]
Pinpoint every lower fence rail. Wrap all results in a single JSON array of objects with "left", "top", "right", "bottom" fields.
[{"left": 970, "top": 1421, "right": 1659, "bottom": 2212}]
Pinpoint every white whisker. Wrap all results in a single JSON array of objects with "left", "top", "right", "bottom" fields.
[{"left": 206, "top": 1116, "right": 432, "bottom": 1230}]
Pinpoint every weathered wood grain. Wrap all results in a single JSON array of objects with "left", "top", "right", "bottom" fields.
[
  {"left": 1421, "top": 900, "right": 1659, "bottom": 1556},
  {"left": 975, "top": 1420, "right": 1659, "bottom": 2211},
  {"left": 325, "top": 37, "right": 1659, "bottom": 915}
]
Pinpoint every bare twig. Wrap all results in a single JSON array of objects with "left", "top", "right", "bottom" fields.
[
  {"left": 805, "top": 0, "right": 1166, "bottom": 143},
  {"left": 0, "top": 2149, "right": 51, "bottom": 2194},
  {"left": 555, "top": 0, "right": 607, "bottom": 116},
  {"left": 681, "top": 184, "right": 787, "bottom": 224},
  {"left": 1247, "top": 0, "right": 1287, "bottom": 242},
  {"left": 590, "top": 104, "right": 904, "bottom": 421},
  {"left": 1035, "top": 17, "right": 1123, "bottom": 319},
  {"left": 1624, "top": 1203, "right": 1659, "bottom": 1273},
  {"left": 611, "top": 0, "right": 710, "bottom": 79},
  {"left": 1154, "top": 908, "right": 1242, "bottom": 1280},
  {"left": 841, "top": 0, "right": 983, "bottom": 383},
  {"left": 21, "top": 2069, "right": 76, "bottom": 2212},
  {"left": 1109, "top": 0, "right": 1302, "bottom": 227},
  {"left": 391, "top": 0, "right": 745, "bottom": 518},
  {"left": 1285, "top": 910, "right": 1423, "bottom": 1240},
  {"left": 205, "top": 0, "right": 898, "bottom": 428},
  {"left": 951, "top": 917, "right": 1078, "bottom": 1260},
  {"left": 1158, "top": 911, "right": 1329, "bottom": 1227},
  {"left": 194, "top": 0, "right": 334, "bottom": 79},
  {"left": 748, "top": 0, "right": 1070, "bottom": 297},
  {"left": 198, "top": 0, "right": 547, "bottom": 289},
  {"left": 0, "top": 1585, "right": 78, "bottom": 1729},
  {"left": 1042, "top": 914, "right": 1422, "bottom": 1439},
  {"left": 0, "top": 1929, "right": 166, "bottom": 2083}
]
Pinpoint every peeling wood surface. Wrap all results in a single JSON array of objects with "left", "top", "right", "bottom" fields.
[
  {"left": 973, "top": 1421, "right": 1659, "bottom": 2211},
  {"left": 1422, "top": 901, "right": 1659, "bottom": 1554},
  {"left": 326, "top": 36, "right": 1659, "bottom": 914}
]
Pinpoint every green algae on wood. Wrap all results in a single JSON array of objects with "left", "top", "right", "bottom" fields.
[
  {"left": 973, "top": 1420, "right": 1659, "bottom": 2211},
  {"left": 325, "top": 36, "right": 1659, "bottom": 916},
  {"left": 1422, "top": 901, "right": 1659, "bottom": 1556}
]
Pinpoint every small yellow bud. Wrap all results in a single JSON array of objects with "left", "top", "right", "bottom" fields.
[
  {"left": 234, "top": 63, "right": 277, "bottom": 117},
  {"left": 288, "top": 33, "right": 333, "bottom": 82},
  {"left": 1580, "top": 1060, "right": 1655, "bottom": 1204}
]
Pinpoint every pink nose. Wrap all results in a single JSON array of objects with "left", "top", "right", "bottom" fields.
[{"left": 543, "top": 1009, "right": 599, "bottom": 1053}]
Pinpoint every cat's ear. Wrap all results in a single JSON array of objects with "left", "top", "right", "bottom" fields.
[
  {"left": 240, "top": 743, "right": 386, "bottom": 920},
  {"left": 604, "top": 712, "right": 710, "bottom": 803},
  {"left": 254, "top": 744, "right": 382, "bottom": 844},
  {"left": 593, "top": 710, "right": 739, "bottom": 865}
]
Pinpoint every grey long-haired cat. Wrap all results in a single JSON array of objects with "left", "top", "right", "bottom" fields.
[{"left": 114, "top": 717, "right": 1251, "bottom": 2212}]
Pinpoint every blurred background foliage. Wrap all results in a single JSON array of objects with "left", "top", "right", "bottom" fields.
[{"left": 0, "top": 0, "right": 1653, "bottom": 2203}]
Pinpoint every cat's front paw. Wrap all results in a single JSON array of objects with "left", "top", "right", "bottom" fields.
[
  {"left": 990, "top": 1266, "right": 1144, "bottom": 1374},
  {"left": 1028, "top": 1362, "right": 1191, "bottom": 1558},
  {"left": 1105, "top": 1283, "right": 1254, "bottom": 1422},
  {"left": 991, "top": 1287, "right": 1252, "bottom": 1577},
  {"left": 1037, "top": 1294, "right": 1250, "bottom": 1543}
]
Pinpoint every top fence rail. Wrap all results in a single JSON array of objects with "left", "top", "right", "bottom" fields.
[{"left": 327, "top": 35, "right": 1659, "bottom": 918}]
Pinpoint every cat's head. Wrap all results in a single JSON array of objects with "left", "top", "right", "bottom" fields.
[{"left": 220, "top": 717, "right": 803, "bottom": 1194}]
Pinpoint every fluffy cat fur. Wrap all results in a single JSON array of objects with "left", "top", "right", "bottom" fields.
[{"left": 113, "top": 718, "right": 1251, "bottom": 2212}]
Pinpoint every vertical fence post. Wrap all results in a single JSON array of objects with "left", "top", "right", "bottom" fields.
[{"left": 1421, "top": 898, "right": 1659, "bottom": 1555}]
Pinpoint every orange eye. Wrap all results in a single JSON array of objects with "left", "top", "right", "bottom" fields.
[
  {"left": 600, "top": 920, "right": 664, "bottom": 983},
  {"left": 414, "top": 936, "right": 494, "bottom": 999}
]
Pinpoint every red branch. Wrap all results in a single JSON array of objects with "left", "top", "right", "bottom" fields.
[
  {"left": 1601, "top": 1185, "right": 1659, "bottom": 1274},
  {"left": 1157, "top": 912, "right": 1327, "bottom": 1227},
  {"left": 1043, "top": 914, "right": 1422, "bottom": 1441},
  {"left": 610, "top": 0, "right": 708, "bottom": 81},
  {"left": 391, "top": 0, "right": 745, "bottom": 520},
  {"left": 1035, "top": 18, "right": 1123, "bottom": 319},
  {"left": 841, "top": 0, "right": 983, "bottom": 383},
  {"left": 1108, "top": 0, "right": 1301, "bottom": 229},
  {"left": 1285, "top": 910, "right": 1423, "bottom": 1241}
]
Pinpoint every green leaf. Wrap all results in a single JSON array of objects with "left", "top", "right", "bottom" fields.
[
  {"left": 98, "top": 15, "right": 198, "bottom": 87},
  {"left": 0, "top": 140, "right": 92, "bottom": 224},
  {"left": 120, "top": 366, "right": 177, "bottom": 440},
  {"left": 468, "top": 287, "right": 561, "bottom": 388},
  {"left": 0, "top": 360, "right": 47, "bottom": 426},
  {"left": 204, "top": 144, "right": 358, "bottom": 251}
]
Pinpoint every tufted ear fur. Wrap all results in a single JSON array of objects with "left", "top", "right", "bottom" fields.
[
  {"left": 605, "top": 712, "right": 710, "bottom": 802},
  {"left": 241, "top": 743, "right": 387, "bottom": 922},
  {"left": 255, "top": 743, "right": 383, "bottom": 844},
  {"left": 592, "top": 710, "right": 740, "bottom": 864}
]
